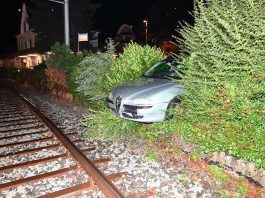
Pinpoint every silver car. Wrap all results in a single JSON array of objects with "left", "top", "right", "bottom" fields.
[{"left": 106, "top": 59, "right": 184, "bottom": 123}]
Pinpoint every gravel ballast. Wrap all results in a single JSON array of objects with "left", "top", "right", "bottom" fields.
[{"left": 14, "top": 89, "right": 259, "bottom": 197}]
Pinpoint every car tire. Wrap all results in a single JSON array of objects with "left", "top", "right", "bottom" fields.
[{"left": 165, "top": 97, "right": 181, "bottom": 120}]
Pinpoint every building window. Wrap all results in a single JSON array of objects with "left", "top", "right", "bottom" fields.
[
  {"left": 25, "top": 41, "right": 27, "bottom": 49},
  {"left": 29, "top": 39, "right": 32, "bottom": 48}
]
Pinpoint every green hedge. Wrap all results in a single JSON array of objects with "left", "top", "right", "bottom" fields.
[
  {"left": 0, "top": 63, "right": 49, "bottom": 91},
  {"left": 46, "top": 42, "right": 82, "bottom": 75},
  {"left": 104, "top": 42, "right": 166, "bottom": 92},
  {"left": 172, "top": 0, "right": 265, "bottom": 168}
]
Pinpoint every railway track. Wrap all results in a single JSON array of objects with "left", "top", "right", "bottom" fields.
[{"left": 0, "top": 86, "right": 139, "bottom": 197}]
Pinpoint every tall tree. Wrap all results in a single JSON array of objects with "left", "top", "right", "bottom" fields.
[{"left": 28, "top": 0, "right": 100, "bottom": 52}]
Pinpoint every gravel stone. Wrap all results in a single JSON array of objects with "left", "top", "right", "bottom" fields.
[{"left": 16, "top": 88, "right": 255, "bottom": 197}]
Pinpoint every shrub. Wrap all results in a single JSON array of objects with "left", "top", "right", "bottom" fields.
[
  {"left": 45, "top": 67, "right": 68, "bottom": 92},
  {"left": 173, "top": 0, "right": 265, "bottom": 168},
  {"left": 82, "top": 108, "right": 175, "bottom": 140},
  {"left": 0, "top": 67, "right": 16, "bottom": 79},
  {"left": 0, "top": 63, "right": 49, "bottom": 91},
  {"left": 74, "top": 38, "right": 116, "bottom": 102},
  {"left": 13, "top": 68, "right": 29, "bottom": 83},
  {"left": 83, "top": 108, "right": 140, "bottom": 139},
  {"left": 46, "top": 42, "right": 82, "bottom": 74},
  {"left": 45, "top": 42, "right": 83, "bottom": 100},
  {"left": 0, "top": 67, "right": 28, "bottom": 83},
  {"left": 68, "top": 61, "right": 88, "bottom": 105},
  {"left": 28, "top": 63, "right": 49, "bottom": 90},
  {"left": 75, "top": 53, "right": 113, "bottom": 100},
  {"left": 104, "top": 42, "right": 166, "bottom": 92}
]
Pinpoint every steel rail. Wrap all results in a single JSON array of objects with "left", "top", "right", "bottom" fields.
[{"left": 16, "top": 91, "right": 126, "bottom": 198}]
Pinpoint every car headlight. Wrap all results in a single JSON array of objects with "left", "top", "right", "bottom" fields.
[{"left": 124, "top": 98, "right": 153, "bottom": 105}]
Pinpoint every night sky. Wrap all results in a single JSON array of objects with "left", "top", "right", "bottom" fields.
[
  {"left": 0, "top": 0, "right": 24, "bottom": 54},
  {"left": 0, "top": 0, "right": 194, "bottom": 54}
]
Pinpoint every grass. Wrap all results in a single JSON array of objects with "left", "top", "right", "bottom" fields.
[
  {"left": 208, "top": 165, "right": 231, "bottom": 184},
  {"left": 208, "top": 166, "right": 251, "bottom": 197},
  {"left": 144, "top": 148, "right": 158, "bottom": 161},
  {"left": 190, "top": 150, "right": 201, "bottom": 160},
  {"left": 236, "top": 180, "right": 248, "bottom": 194},
  {"left": 82, "top": 108, "right": 141, "bottom": 139},
  {"left": 219, "top": 189, "right": 230, "bottom": 198},
  {"left": 177, "top": 173, "right": 189, "bottom": 185}
]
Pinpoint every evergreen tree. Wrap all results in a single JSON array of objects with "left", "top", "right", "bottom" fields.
[
  {"left": 174, "top": 0, "right": 265, "bottom": 167},
  {"left": 28, "top": 0, "right": 100, "bottom": 52}
]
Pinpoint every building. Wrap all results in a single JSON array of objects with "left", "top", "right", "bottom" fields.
[
  {"left": 0, "top": 3, "right": 46, "bottom": 68},
  {"left": 115, "top": 24, "right": 135, "bottom": 50},
  {"left": 17, "top": 3, "right": 36, "bottom": 52}
]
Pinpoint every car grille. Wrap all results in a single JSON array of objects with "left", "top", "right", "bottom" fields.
[
  {"left": 122, "top": 104, "right": 152, "bottom": 119},
  {"left": 123, "top": 105, "right": 137, "bottom": 115},
  {"left": 108, "top": 97, "right": 153, "bottom": 119}
]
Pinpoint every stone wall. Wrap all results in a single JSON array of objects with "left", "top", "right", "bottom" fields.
[{"left": 172, "top": 135, "right": 265, "bottom": 187}]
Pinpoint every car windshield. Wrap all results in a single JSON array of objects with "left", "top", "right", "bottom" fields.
[{"left": 143, "top": 60, "right": 179, "bottom": 79}]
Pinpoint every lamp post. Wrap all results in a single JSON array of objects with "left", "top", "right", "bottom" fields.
[
  {"left": 47, "top": 0, "right": 70, "bottom": 47},
  {"left": 143, "top": 19, "right": 148, "bottom": 44}
]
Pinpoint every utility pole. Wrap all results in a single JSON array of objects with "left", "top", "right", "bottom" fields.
[
  {"left": 48, "top": 0, "right": 70, "bottom": 47},
  {"left": 143, "top": 20, "right": 148, "bottom": 44},
  {"left": 64, "top": 0, "right": 69, "bottom": 47}
]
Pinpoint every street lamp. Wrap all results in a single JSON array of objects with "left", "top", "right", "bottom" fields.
[
  {"left": 47, "top": 0, "right": 70, "bottom": 47},
  {"left": 143, "top": 19, "right": 148, "bottom": 44}
]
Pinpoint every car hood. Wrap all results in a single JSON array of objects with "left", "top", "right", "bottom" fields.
[{"left": 111, "top": 77, "right": 182, "bottom": 100}]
